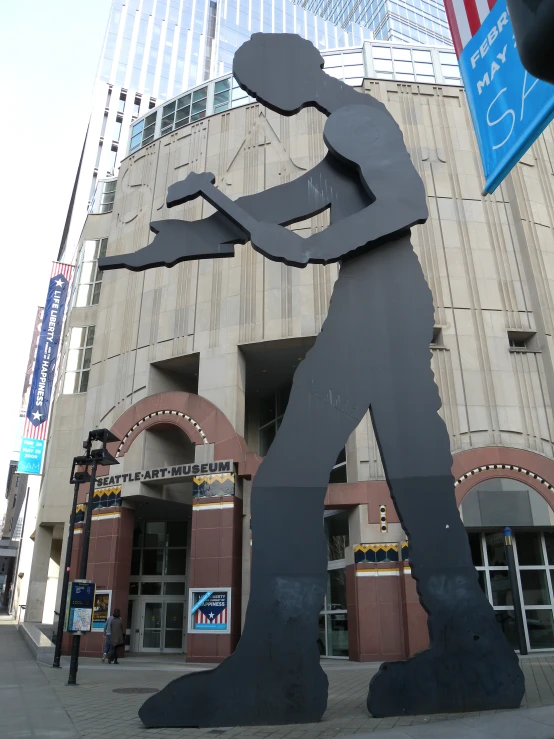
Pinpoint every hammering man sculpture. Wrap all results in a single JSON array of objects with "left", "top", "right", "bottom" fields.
[{"left": 100, "top": 33, "right": 524, "bottom": 728}]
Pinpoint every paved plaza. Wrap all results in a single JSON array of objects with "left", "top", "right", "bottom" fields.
[{"left": 5, "top": 612, "right": 554, "bottom": 739}]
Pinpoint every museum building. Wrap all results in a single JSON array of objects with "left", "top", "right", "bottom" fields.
[{"left": 26, "top": 39, "right": 554, "bottom": 662}]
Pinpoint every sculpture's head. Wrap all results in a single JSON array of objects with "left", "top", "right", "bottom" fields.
[{"left": 233, "top": 33, "right": 326, "bottom": 115}]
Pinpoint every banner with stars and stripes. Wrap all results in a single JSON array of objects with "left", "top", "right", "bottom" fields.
[
  {"left": 189, "top": 589, "right": 230, "bottom": 633},
  {"left": 18, "top": 262, "right": 74, "bottom": 475}
]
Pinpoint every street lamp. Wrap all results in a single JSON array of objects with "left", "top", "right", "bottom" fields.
[
  {"left": 52, "top": 455, "right": 91, "bottom": 668},
  {"left": 67, "top": 428, "right": 120, "bottom": 686}
]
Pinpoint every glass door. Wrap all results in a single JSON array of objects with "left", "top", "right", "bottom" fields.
[
  {"left": 164, "top": 602, "right": 185, "bottom": 651},
  {"left": 140, "top": 600, "right": 185, "bottom": 653},
  {"left": 142, "top": 601, "right": 163, "bottom": 651},
  {"left": 319, "top": 565, "right": 349, "bottom": 657},
  {"left": 319, "top": 511, "right": 350, "bottom": 658}
]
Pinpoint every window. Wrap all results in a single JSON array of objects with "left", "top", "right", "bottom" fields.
[
  {"left": 99, "top": 180, "right": 116, "bottom": 213},
  {"left": 431, "top": 327, "right": 443, "bottom": 346},
  {"left": 142, "top": 112, "right": 157, "bottom": 145},
  {"left": 469, "top": 530, "right": 554, "bottom": 651},
  {"left": 258, "top": 384, "right": 291, "bottom": 455},
  {"left": 508, "top": 331, "right": 536, "bottom": 351},
  {"left": 75, "top": 239, "right": 108, "bottom": 307},
  {"left": 133, "top": 97, "right": 141, "bottom": 116},
  {"left": 130, "top": 118, "right": 145, "bottom": 153},
  {"left": 325, "top": 511, "right": 350, "bottom": 561},
  {"left": 509, "top": 338, "right": 527, "bottom": 349},
  {"left": 64, "top": 326, "right": 95, "bottom": 394},
  {"left": 214, "top": 78, "right": 231, "bottom": 114},
  {"left": 130, "top": 521, "right": 188, "bottom": 594},
  {"left": 118, "top": 94, "right": 126, "bottom": 113},
  {"left": 330, "top": 448, "right": 347, "bottom": 483}
]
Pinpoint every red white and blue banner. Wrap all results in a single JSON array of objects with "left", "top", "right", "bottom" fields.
[
  {"left": 189, "top": 589, "right": 230, "bottom": 632},
  {"left": 18, "top": 262, "right": 74, "bottom": 475},
  {"left": 444, "top": 0, "right": 554, "bottom": 193}
]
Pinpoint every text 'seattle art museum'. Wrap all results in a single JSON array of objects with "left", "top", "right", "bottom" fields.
[{"left": 25, "top": 30, "right": 554, "bottom": 728}]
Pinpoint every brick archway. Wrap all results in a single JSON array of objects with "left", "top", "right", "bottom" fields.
[
  {"left": 453, "top": 447, "right": 554, "bottom": 513},
  {"left": 108, "top": 391, "right": 260, "bottom": 477}
]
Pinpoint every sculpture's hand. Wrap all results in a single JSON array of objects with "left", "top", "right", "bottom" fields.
[
  {"left": 250, "top": 222, "right": 308, "bottom": 268},
  {"left": 167, "top": 172, "right": 217, "bottom": 207}
]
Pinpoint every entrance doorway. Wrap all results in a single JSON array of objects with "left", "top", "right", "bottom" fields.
[
  {"left": 139, "top": 600, "right": 185, "bottom": 652},
  {"left": 128, "top": 520, "right": 189, "bottom": 653}
]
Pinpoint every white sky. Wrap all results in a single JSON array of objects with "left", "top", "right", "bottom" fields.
[{"left": 0, "top": 1, "right": 112, "bottom": 517}]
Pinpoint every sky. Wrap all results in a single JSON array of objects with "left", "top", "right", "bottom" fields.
[{"left": 0, "top": 1, "right": 112, "bottom": 518}]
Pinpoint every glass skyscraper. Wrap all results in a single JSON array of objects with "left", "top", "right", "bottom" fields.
[{"left": 292, "top": 0, "right": 452, "bottom": 46}]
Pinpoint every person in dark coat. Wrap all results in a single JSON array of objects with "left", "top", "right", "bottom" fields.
[{"left": 108, "top": 609, "right": 124, "bottom": 664}]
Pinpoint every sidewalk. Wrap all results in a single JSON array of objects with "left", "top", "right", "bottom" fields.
[
  {"left": 0, "top": 610, "right": 80, "bottom": 738},
  {"left": 5, "top": 616, "right": 554, "bottom": 739}
]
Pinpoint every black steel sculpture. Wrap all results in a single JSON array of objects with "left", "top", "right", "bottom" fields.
[
  {"left": 507, "top": 0, "right": 554, "bottom": 84},
  {"left": 99, "top": 33, "right": 524, "bottom": 728}
]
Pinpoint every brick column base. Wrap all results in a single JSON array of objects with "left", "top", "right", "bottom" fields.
[{"left": 187, "top": 496, "right": 242, "bottom": 663}]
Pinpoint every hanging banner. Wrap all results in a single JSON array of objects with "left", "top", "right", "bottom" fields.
[
  {"left": 189, "top": 588, "right": 231, "bottom": 633},
  {"left": 458, "top": 0, "right": 554, "bottom": 193},
  {"left": 444, "top": 0, "right": 554, "bottom": 194},
  {"left": 18, "top": 263, "right": 74, "bottom": 475}
]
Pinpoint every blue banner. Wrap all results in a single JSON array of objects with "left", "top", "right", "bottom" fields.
[
  {"left": 18, "top": 439, "right": 45, "bottom": 475},
  {"left": 18, "top": 265, "right": 72, "bottom": 476},
  {"left": 26, "top": 270, "right": 70, "bottom": 430},
  {"left": 459, "top": 0, "right": 554, "bottom": 194}
]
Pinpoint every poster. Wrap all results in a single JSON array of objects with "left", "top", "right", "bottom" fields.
[
  {"left": 92, "top": 590, "right": 112, "bottom": 631},
  {"left": 65, "top": 580, "right": 95, "bottom": 633},
  {"left": 189, "top": 588, "right": 231, "bottom": 633}
]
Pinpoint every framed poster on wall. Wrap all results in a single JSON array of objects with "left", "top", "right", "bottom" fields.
[
  {"left": 92, "top": 590, "right": 112, "bottom": 631},
  {"left": 188, "top": 588, "right": 231, "bottom": 634}
]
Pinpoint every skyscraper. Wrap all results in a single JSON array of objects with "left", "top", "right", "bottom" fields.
[
  {"left": 58, "top": 0, "right": 371, "bottom": 263},
  {"left": 292, "top": 0, "right": 452, "bottom": 46}
]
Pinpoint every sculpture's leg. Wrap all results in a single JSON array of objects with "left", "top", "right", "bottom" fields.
[
  {"left": 365, "top": 240, "right": 525, "bottom": 716},
  {"left": 139, "top": 239, "right": 385, "bottom": 728}
]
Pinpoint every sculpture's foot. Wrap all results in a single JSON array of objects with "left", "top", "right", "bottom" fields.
[
  {"left": 139, "top": 649, "right": 328, "bottom": 727},
  {"left": 367, "top": 573, "right": 525, "bottom": 716}
]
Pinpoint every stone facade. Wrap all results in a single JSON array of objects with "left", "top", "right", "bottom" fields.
[{"left": 27, "top": 76, "right": 554, "bottom": 659}]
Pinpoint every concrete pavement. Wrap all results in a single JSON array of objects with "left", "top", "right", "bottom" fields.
[
  {"left": 4, "top": 615, "right": 554, "bottom": 738},
  {"left": 0, "top": 611, "right": 79, "bottom": 738}
]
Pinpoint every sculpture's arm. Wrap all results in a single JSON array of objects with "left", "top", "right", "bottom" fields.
[
  {"left": 98, "top": 159, "right": 336, "bottom": 272},
  {"left": 299, "top": 177, "right": 427, "bottom": 265}
]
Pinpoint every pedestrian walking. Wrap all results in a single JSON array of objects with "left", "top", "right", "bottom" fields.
[
  {"left": 107, "top": 609, "right": 124, "bottom": 664},
  {"left": 102, "top": 612, "right": 114, "bottom": 662}
]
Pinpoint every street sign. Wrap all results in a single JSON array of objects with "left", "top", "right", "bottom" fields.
[
  {"left": 65, "top": 580, "right": 96, "bottom": 633},
  {"left": 458, "top": 0, "right": 554, "bottom": 193}
]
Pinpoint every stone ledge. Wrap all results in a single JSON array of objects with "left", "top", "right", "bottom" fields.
[{"left": 18, "top": 621, "right": 55, "bottom": 665}]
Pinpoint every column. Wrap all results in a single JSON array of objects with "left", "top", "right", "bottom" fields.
[
  {"left": 187, "top": 477, "right": 243, "bottom": 662},
  {"left": 25, "top": 524, "right": 53, "bottom": 622}
]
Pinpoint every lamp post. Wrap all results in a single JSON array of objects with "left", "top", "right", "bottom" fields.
[
  {"left": 67, "top": 428, "right": 120, "bottom": 686},
  {"left": 53, "top": 455, "right": 91, "bottom": 668}
]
